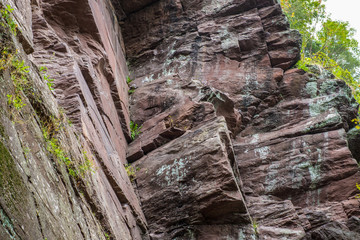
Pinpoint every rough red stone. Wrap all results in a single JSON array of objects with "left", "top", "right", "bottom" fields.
[
  {"left": 133, "top": 117, "right": 251, "bottom": 239},
  {"left": 1, "top": 0, "right": 360, "bottom": 239},
  {"left": 122, "top": 0, "right": 360, "bottom": 239}
]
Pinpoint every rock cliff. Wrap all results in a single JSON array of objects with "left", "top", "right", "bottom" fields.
[
  {"left": 0, "top": 0, "right": 146, "bottom": 239},
  {"left": 0, "top": 0, "right": 359, "bottom": 239}
]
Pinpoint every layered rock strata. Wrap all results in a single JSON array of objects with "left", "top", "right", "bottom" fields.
[
  {"left": 0, "top": 0, "right": 148, "bottom": 239},
  {"left": 122, "top": 0, "right": 360, "bottom": 239},
  {"left": 0, "top": 0, "right": 360, "bottom": 239}
]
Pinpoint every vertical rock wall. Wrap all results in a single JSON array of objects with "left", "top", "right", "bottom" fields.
[
  {"left": 121, "top": 0, "right": 360, "bottom": 239},
  {"left": 0, "top": 0, "right": 148, "bottom": 239}
]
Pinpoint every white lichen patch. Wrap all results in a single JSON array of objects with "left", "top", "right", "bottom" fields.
[
  {"left": 201, "top": 0, "right": 229, "bottom": 14},
  {"left": 254, "top": 146, "right": 270, "bottom": 160},
  {"left": 250, "top": 134, "right": 259, "bottom": 144},
  {"left": 193, "top": 130, "right": 209, "bottom": 143},
  {"left": 237, "top": 229, "right": 256, "bottom": 240},
  {"left": 290, "top": 157, "right": 309, "bottom": 189},
  {"left": 156, "top": 157, "right": 190, "bottom": 186},
  {"left": 219, "top": 29, "right": 238, "bottom": 51},
  {"left": 166, "top": 79, "right": 173, "bottom": 85},
  {"left": 309, "top": 148, "right": 323, "bottom": 188},
  {"left": 308, "top": 95, "right": 336, "bottom": 117},
  {"left": 304, "top": 82, "right": 318, "bottom": 98},
  {"left": 241, "top": 70, "right": 261, "bottom": 96},
  {"left": 162, "top": 55, "right": 190, "bottom": 78},
  {"left": 265, "top": 162, "right": 285, "bottom": 193},
  {"left": 305, "top": 188, "right": 322, "bottom": 206},
  {"left": 303, "top": 109, "right": 341, "bottom": 133},
  {"left": 142, "top": 74, "right": 154, "bottom": 83}
]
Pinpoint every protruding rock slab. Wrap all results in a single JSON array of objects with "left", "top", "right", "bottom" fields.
[
  {"left": 247, "top": 196, "right": 305, "bottom": 239},
  {"left": 235, "top": 105, "right": 359, "bottom": 201},
  {"left": 134, "top": 117, "right": 250, "bottom": 239}
]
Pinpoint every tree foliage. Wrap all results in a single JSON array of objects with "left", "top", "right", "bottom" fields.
[
  {"left": 281, "top": 0, "right": 360, "bottom": 77},
  {"left": 280, "top": 0, "right": 360, "bottom": 119}
]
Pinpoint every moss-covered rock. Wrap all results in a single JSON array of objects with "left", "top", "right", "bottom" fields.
[{"left": 0, "top": 139, "right": 27, "bottom": 214}]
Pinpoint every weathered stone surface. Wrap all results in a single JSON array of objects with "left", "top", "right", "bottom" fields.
[
  {"left": 233, "top": 72, "right": 360, "bottom": 238},
  {"left": 0, "top": 0, "right": 149, "bottom": 239},
  {"left": 304, "top": 221, "right": 360, "bottom": 240},
  {"left": 133, "top": 117, "right": 251, "bottom": 239},
  {"left": 247, "top": 196, "right": 306, "bottom": 239},
  {"left": 31, "top": 0, "right": 150, "bottom": 237},
  {"left": 0, "top": 32, "right": 106, "bottom": 240},
  {"left": 343, "top": 199, "right": 360, "bottom": 218},
  {"left": 122, "top": 0, "right": 360, "bottom": 239},
  {"left": 4, "top": 0, "right": 34, "bottom": 54},
  {"left": 347, "top": 216, "right": 360, "bottom": 233},
  {"left": 127, "top": 76, "right": 217, "bottom": 162},
  {"left": 1, "top": 0, "right": 360, "bottom": 239},
  {"left": 30, "top": 0, "right": 151, "bottom": 237}
]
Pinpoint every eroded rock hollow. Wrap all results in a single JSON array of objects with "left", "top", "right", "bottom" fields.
[{"left": 0, "top": 0, "right": 360, "bottom": 239}]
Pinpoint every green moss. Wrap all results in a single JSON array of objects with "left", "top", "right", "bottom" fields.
[
  {"left": 347, "top": 127, "right": 360, "bottom": 140},
  {"left": 0, "top": 123, "right": 5, "bottom": 138},
  {"left": 303, "top": 112, "right": 341, "bottom": 133},
  {"left": 0, "top": 4, "right": 17, "bottom": 36},
  {"left": 309, "top": 95, "right": 350, "bottom": 117},
  {"left": 0, "top": 208, "right": 17, "bottom": 239},
  {"left": 0, "top": 140, "right": 27, "bottom": 213},
  {"left": 319, "top": 80, "right": 337, "bottom": 95},
  {"left": 305, "top": 82, "right": 318, "bottom": 98}
]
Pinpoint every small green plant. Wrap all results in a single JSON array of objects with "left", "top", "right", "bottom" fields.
[
  {"left": 11, "top": 58, "right": 30, "bottom": 89},
  {"left": 104, "top": 232, "right": 111, "bottom": 240},
  {"left": 41, "top": 114, "right": 95, "bottom": 179},
  {"left": 23, "top": 146, "right": 31, "bottom": 160},
  {"left": 166, "top": 115, "right": 174, "bottom": 128},
  {"left": 252, "top": 219, "right": 258, "bottom": 236},
  {"left": 124, "top": 163, "right": 139, "bottom": 182},
  {"left": 67, "top": 119, "right": 73, "bottom": 126},
  {"left": 41, "top": 115, "right": 77, "bottom": 177},
  {"left": 7, "top": 94, "right": 25, "bottom": 110},
  {"left": 45, "top": 134, "right": 77, "bottom": 177},
  {"left": 127, "top": 76, "right": 136, "bottom": 95},
  {"left": 39, "top": 66, "right": 55, "bottom": 90},
  {"left": 78, "top": 151, "right": 95, "bottom": 177},
  {"left": 5, "top": 58, "right": 31, "bottom": 111},
  {"left": 130, "top": 121, "right": 142, "bottom": 140},
  {"left": 126, "top": 76, "right": 132, "bottom": 84},
  {"left": 43, "top": 129, "right": 70, "bottom": 163},
  {"left": 23, "top": 147, "right": 30, "bottom": 155},
  {"left": 356, "top": 183, "right": 360, "bottom": 199},
  {"left": 0, "top": 4, "right": 17, "bottom": 35},
  {"left": 0, "top": 47, "right": 14, "bottom": 71}
]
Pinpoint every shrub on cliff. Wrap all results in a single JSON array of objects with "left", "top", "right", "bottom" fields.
[
  {"left": 280, "top": 0, "right": 360, "bottom": 126},
  {"left": 280, "top": 0, "right": 360, "bottom": 80}
]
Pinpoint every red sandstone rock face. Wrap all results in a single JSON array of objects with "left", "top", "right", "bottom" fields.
[
  {"left": 134, "top": 117, "right": 251, "bottom": 239},
  {"left": 122, "top": 0, "right": 360, "bottom": 239},
  {"left": 2, "top": 0, "right": 360, "bottom": 239},
  {"left": 30, "top": 0, "right": 151, "bottom": 238},
  {"left": 0, "top": 0, "right": 150, "bottom": 239}
]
